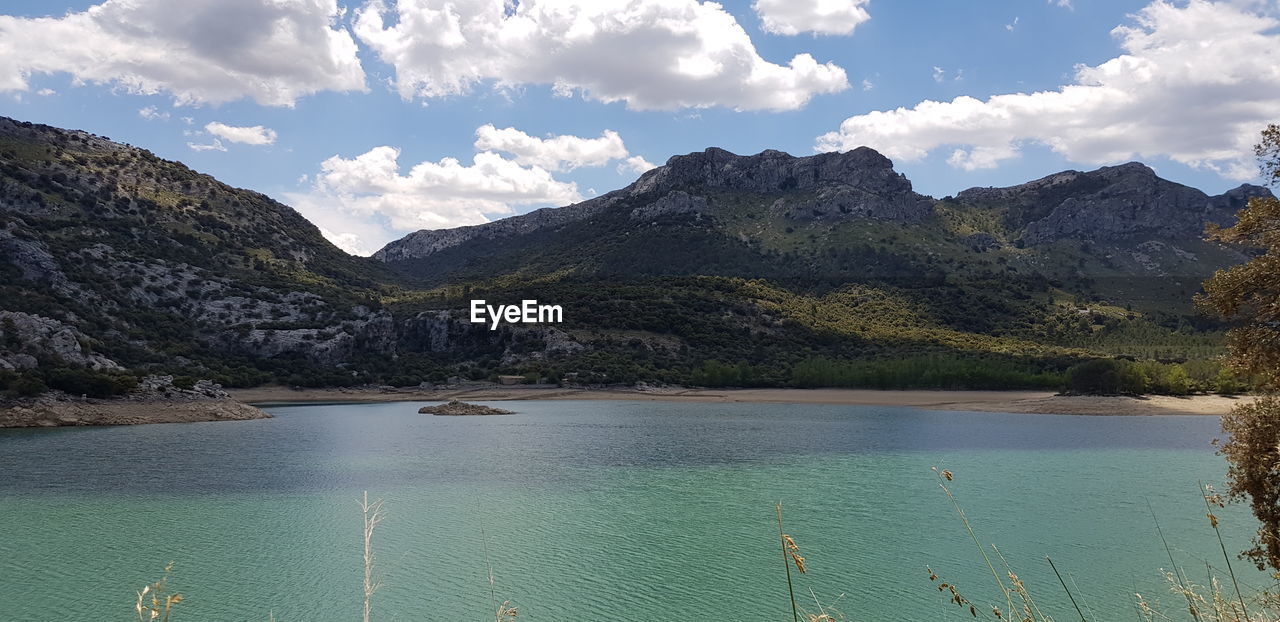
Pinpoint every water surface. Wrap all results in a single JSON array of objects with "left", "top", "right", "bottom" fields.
[{"left": 0, "top": 401, "right": 1261, "bottom": 621}]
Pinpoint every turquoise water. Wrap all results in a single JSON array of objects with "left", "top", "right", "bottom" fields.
[{"left": 0, "top": 401, "right": 1266, "bottom": 621}]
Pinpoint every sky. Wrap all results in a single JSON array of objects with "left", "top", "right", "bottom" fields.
[{"left": 1, "top": 0, "right": 1278, "bottom": 255}]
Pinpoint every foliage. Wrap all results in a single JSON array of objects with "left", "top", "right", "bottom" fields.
[
  {"left": 1065, "top": 359, "right": 1145, "bottom": 395},
  {"left": 1205, "top": 125, "right": 1280, "bottom": 574},
  {"left": 7, "top": 373, "right": 46, "bottom": 397},
  {"left": 791, "top": 355, "right": 1065, "bottom": 390},
  {"left": 1199, "top": 125, "right": 1280, "bottom": 390},
  {"left": 1199, "top": 191, "right": 1280, "bottom": 389},
  {"left": 43, "top": 367, "right": 137, "bottom": 398},
  {"left": 1219, "top": 395, "right": 1280, "bottom": 572}
]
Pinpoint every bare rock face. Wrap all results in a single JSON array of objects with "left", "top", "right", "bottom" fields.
[
  {"left": 629, "top": 190, "right": 708, "bottom": 221},
  {"left": 211, "top": 307, "right": 397, "bottom": 365},
  {"left": 958, "top": 162, "right": 1275, "bottom": 245},
  {"left": 0, "top": 224, "right": 75, "bottom": 294},
  {"left": 0, "top": 311, "right": 121, "bottom": 370},
  {"left": 629, "top": 147, "right": 919, "bottom": 198}
]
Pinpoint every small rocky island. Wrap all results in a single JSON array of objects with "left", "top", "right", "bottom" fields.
[{"left": 418, "top": 400, "right": 515, "bottom": 416}]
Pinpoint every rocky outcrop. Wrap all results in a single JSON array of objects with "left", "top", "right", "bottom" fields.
[
  {"left": 210, "top": 307, "right": 397, "bottom": 365},
  {"left": 629, "top": 190, "right": 708, "bottom": 221},
  {"left": 0, "top": 397, "right": 269, "bottom": 427},
  {"left": 0, "top": 311, "right": 121, "bottom": 370},
  {"left": 779, "top": 185, "right": 932, "bottom": 222},
  {"left": 0, "top": 224, "right": 79, "bottom": 296},
  {"left": 418, "top": 400, "right": 514, "bottom": 415},
  {"left": 959, "top": 162, "right": 1275, "bottom": 245},
  {"left": 630, "top": 147, "right": 923, "bottom": 198}
]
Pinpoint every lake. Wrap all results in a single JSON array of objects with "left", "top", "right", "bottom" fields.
[{"left": 0, "top": 401, "right": 1262, "bottom": 621}]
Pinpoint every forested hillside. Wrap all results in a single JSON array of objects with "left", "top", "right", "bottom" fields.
[{"left": 0, "top": 117, "right": 1269, "bottom": 394}]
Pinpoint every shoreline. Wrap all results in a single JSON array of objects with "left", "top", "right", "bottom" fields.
[
  {"left": 229, "top": 385, "right": 1252, "bottom": 416},
  {"left": 0, "top": 397, "right": 272, "bottom": 428}
]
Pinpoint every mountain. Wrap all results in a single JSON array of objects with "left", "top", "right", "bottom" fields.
[
  {"left": 0, "top": 116, "right": 398, "bottom": 387},
  {"left": 375, "top": 146, "right": 932, "bottom": 263},
  {"left": 0, "top": 116, "right": 1272, "bottom": 392},
  {"left": 377, "top": 150, "right": 1266, "bottom": 272},
  {"left": 955, "top": 162, "right": 1271, "bottom": 244}
]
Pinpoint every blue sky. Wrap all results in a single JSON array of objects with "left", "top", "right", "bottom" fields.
[{"left": 1, "top": 0, "right": 1277, "bottom": 254}]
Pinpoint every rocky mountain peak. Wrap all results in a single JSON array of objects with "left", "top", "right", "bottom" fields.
[
  {"left": 956, "top": 161, "right": 1276, "bottom": 245},
  {"left": 630, "top": 146, "right": 909, "bottom": 197}
]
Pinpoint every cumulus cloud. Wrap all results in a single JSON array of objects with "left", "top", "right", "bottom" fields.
[
  {"left": 815, "top": 0, "right": 1280, "bottom": 179},
  {"left": 474, "top": 125, "right": 628, "bottom": 171},
  {"left": 289, "top": 144, "right": 582, "bottom": 255},
  {"left": 0, "top": 0, "right": 365, "bottom": 106},
  {"left": 353, "top": 0, "right": 849, "bottom": 111},
  {"left": 205, "top": 121, "right": 278, "bottom": 145},
  {"left": 753, "top": 0, "right": 871, "bottom": 36},
  {"left": 290, "top": 123, "right": 659, "bottom": 254},
  {"left": 620, "top": 155, "right": 658, "bottom": 174}
]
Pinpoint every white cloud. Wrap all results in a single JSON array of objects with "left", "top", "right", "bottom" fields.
[
  {"left": 861, "top": 78, "right": 874, "bottom": 91},
  {"left": 816, "top": 0, "right": 1280, "bottom": 179},
  {"left": 205, "top": 121, "right": 277, "bottom": 146},
  {"left": 619, "top": 155, "right": 658, "bottom": 174},
  {"left": 1006, "top": 16, "right": 1019, "bottom": 31},
  {"left": 931, "top": 66, "right": 945, "bottom": 83},
  {"left": 474, "top": 125, "right": 628, "bottom": 171},
  {"left": 138, "top": 106, "right": 169, "bottom": 121},
  {"left": 353, "top": 0, "right": 848, "bottom": 111},
  {"left": 0, "top": 0, "right": 366, "bottom": 106},
  {"left": 187, "top": 138, "right": 227, "bottom": 152},
  {"left": 1051, "top": 0, "right": 1074, "bottom": 9},
  {"left": 35, "top": 88, "right": 55, "bottom": 96},
  {"left": 318, "top": 228, "right": 369, "bottom": 256},
  {"left": 289, "top": 144, "right": 584, "bottom": 255},
  {"left": 753, "top": 0, "right": 871, "bottom": 36}
]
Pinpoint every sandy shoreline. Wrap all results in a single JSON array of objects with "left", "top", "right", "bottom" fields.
[{"left": 228, "top": 385, "right": 1252, "bottom": 416}]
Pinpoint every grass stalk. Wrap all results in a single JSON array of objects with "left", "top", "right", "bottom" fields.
[
  {"left": 1202, "top": 481, "right": 1250, "bottom": 619},
  {"left": 1148, "top": 498, "right": 1204, "bottom": 622},
  {"left": 360, "top": 491, "right": 385, "bottom": 622},
  {"left": 1047, "top": 555, "right": 1087, "bottom": 621},
  {"left": 480, "top": 523, "right": 500, "bottom": 622},
  {"left": 932, "top": 467, "right": 1015, "bottom": 614},
  {"left": 776, "top": 502, "right": 800, "bottom": 622}
]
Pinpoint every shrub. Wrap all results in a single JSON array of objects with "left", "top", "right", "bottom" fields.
[
  {"left": 44, "top": 368, "right": 137, "bottom": 398},
  {"left": 1065, "top": 359, "right": 1146, "bottom": 395},
  {"left": 9, "top": 374, "right": 46, "bottom": 397}
]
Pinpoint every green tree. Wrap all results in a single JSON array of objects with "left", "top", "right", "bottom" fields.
[{"left": 1203, "top": 125, "right": 1280, "bottom": 572}]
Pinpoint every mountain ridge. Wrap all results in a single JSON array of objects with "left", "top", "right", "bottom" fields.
[
  {"left": 376, "top": 147, "right": 1271, "bottom": 262},
  {"left": 0, "top": 115, "right": 1271, "bottom": 392}
]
